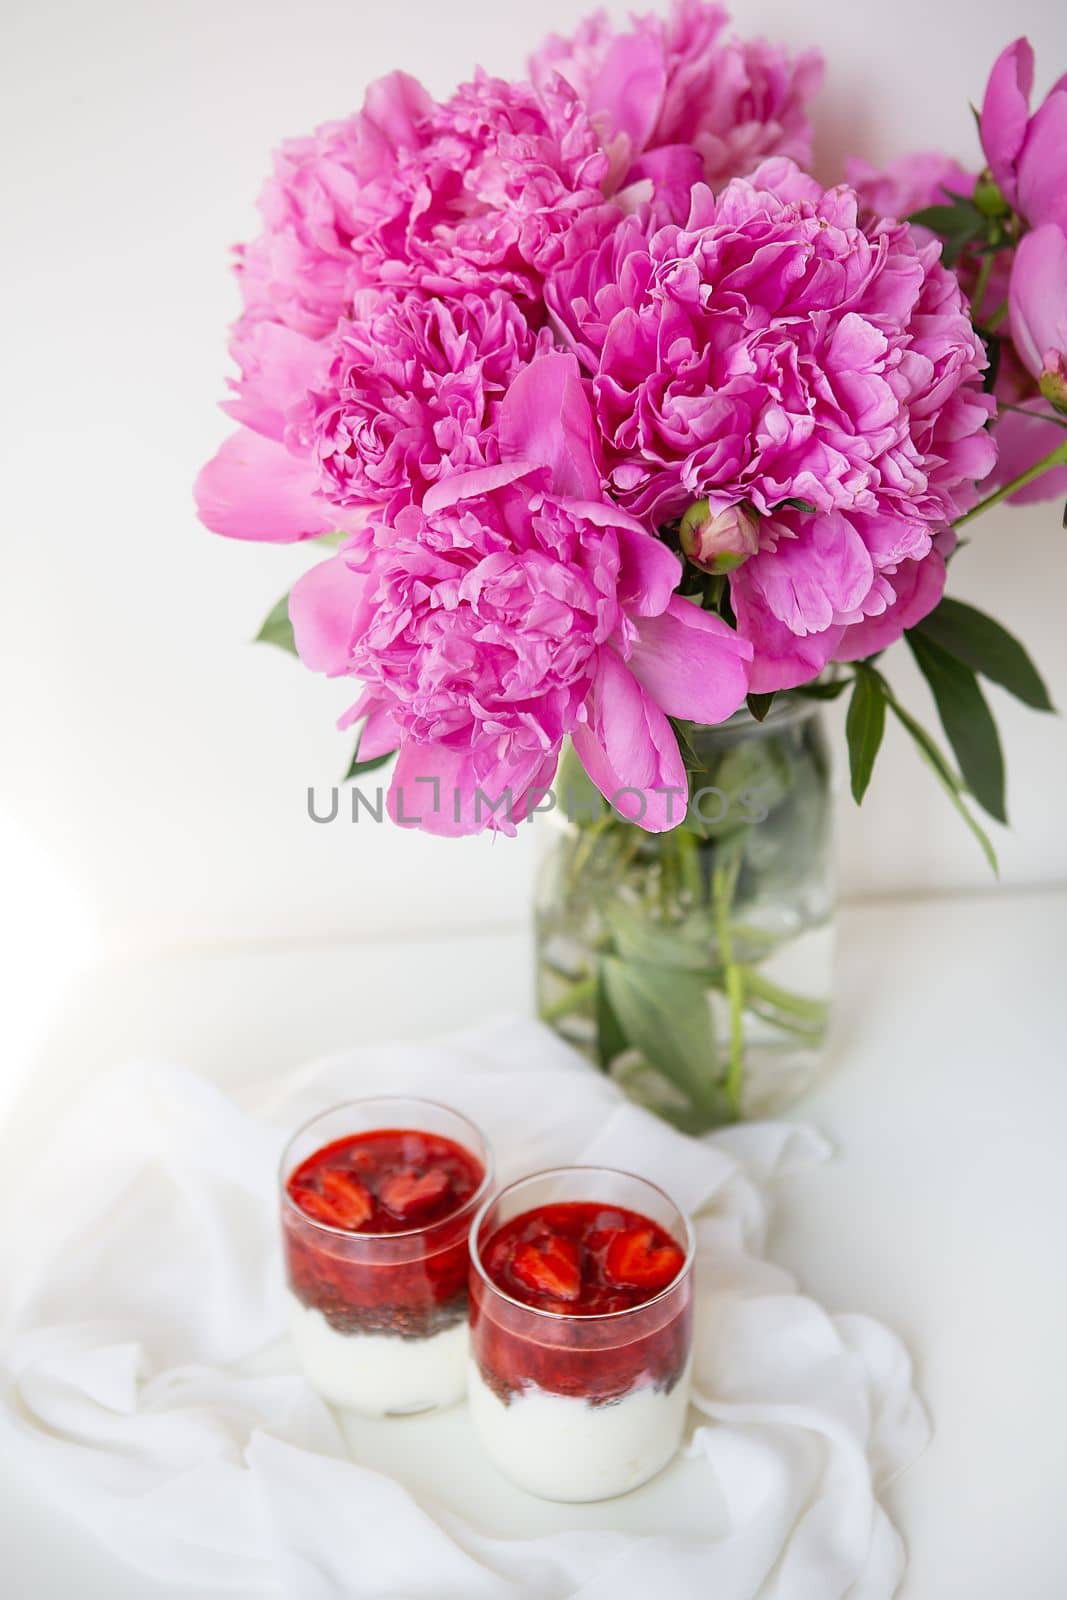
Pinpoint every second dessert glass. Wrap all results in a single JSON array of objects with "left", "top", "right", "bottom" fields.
[{"left": 468, "top": 1166, "right": 695, "bottom": 1501}]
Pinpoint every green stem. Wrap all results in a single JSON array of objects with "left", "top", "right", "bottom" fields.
[
  {"left": 730, "top": 920, "right": 784, "bottom": 950},
  {"left": 674, "top": 826, "right": 704, "bottom": 904},
  {"left": 539, "top": 973, "right": 596, "bottom": 1023},
  {"left": 742, "top": 970, "right": 829, "bottom": 1025},
  {"left": 745, "top": 1000, "right": 826, "bottom": 1039},
  {"left": 711, "top": 841, "right": 746, "bottom": 1118},
  {"left": 568, "top": 813, "right": 616, "bottom": 881},
  {"left": 972, "top": 254, "right": 995, "bottom": 323},
  {"left": 954, "top": 437, "right": 1067, "bottom": 527},
  {"left": 995, "top": 399, "right": 1067, "bottom": 431},
  {"left": 984, "top": 299, "right": 1009, "bottom": 331}
]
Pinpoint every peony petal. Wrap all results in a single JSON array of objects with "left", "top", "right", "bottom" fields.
[
  {"left": 422, "top": 460, "right": 535, "bottom": 515},
  {"left": 571, "top": 649, "right": 688, "bottom": 832},
  {"left": 834, "top": 549, "right": 946, "bottom": 660},
  {"left": 744, "top": 514, "right": 875, "bottom": 636},
  {"left": 357, "top": 701, "right": 402, "bottom": 760},
  {"left": 979, "top": 37, "right": 1034, "bottom": 205},
  {"left": 361, "top": 71, "right": 434, "bottom": 150},
  {"left": 499, "top": 353, "right": 602, "bottom": 500},
  {"left": 589, "top": 31, "right": 666, "bottom": 153},
  {"left": 385, "top": 741, "right": 554, "bottom": 837},
  {"left": 222, "top": 321, "right": 324, "bottom": 441},
  {"left": 611, "top": 520, "right": 682, "bottom": 616},
  {"left": 628, "top": 596, "right": 752, "bottom": 723},
  {"left": 730, "top": 567, "right": 843, "bottom": 693},
  {"left": 1016, "top": 90, "right": 1067, "bottom": 231},
  {"left": 626, "top": 145, "right": 704, "bottom": 219},
  {"left": 289, "top": 554, "right": 372, "bottom": 674},
  {"left": 194, "top": 429, "right": 339, "bottom": 543},
  {"left": 1009, "top": 224, "right": 1067, "bottom": 379},
  {"left": 387, "top": 743, "right": 472, "bottom": 837}
]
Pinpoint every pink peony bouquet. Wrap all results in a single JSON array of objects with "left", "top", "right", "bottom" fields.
[{"left": 197, "top": 5, "right": 1062, "bottom": 860}]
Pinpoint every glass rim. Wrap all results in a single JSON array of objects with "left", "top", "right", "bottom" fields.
[
  {"left": 468, "top": 1164, "right": 696, "bottom": 1323},
  {"left": 278, "top": 1094, "right": 493, "bottom": 1241}
]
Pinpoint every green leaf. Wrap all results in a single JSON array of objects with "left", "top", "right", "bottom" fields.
[
  {"left": 594, "top": 963, "right": 630, "bottom": 1072},
  {"left": 881, "top": 686, "right": 998, "bottom": 874},
  {"left": 906, "top": 200, "right": 987, "bottom": 266},
  {"left": 600, "top": 956, "right": 718, "bottom": 1112},
  {"left": 777, "top": 496, "right": 818, "bottom": 515},
  {"left": 913, "top": 598, "right": 1054, "bottom": 711},
  {"left": 746, "top": 691, "right": 776, "bottom": 723},
  {"left": 605, "top": 904, "right": 715, "bottom": 974},
  {"left": 343, "top": 749, "right": 393, "bottom": 781},
  {"left": 254, "top": 593, "right": 296, "bottom": 655},
  {"left": 343, "top": 724, "right": 396, "bottom": 782},
  {"left": 793, "top": 677, "right": 852, "bottom": 701},
  {"left": 555, "top": 739, "right": 610, "bottom": 824},
  {"left": 979, "top": 329, "right": 1001, "bottom": 393},
  {"left": 907, "top": 632, "right": 1007, "bottom": 823},
  {"left": 844, "top": 666, "right": 886, "bottom": 803},
  {"left": 669, "top": 717, "right": 704, "bottom": 769}
]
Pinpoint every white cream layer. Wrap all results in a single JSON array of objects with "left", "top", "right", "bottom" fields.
[
  {"left": 286, "top": 1290, "right": 468, "bottom": 1416},
  {"left": 467, "top": 1356, "right": 692, "bottom": 1502}
]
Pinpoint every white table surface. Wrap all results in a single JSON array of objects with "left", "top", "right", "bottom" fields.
[{"left": 2, "top": 886, "right": 1066, "bottom": 1599}]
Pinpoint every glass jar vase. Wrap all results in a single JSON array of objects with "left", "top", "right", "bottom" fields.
[{"left": 534, "top": 697, "right": 834, "bottom": 1132}]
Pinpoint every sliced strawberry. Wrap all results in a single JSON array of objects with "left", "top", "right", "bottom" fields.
[
  {"left": 604, "top": 1227, "right": 684, "bottom": 1292},
  {"left": 379, "top": 1166, "right": 452, "bottom": 1220},
  {"left": 291, "top": 1185, "right": 354, "bottom": 1229},
  {"left": 318, "top": 1169, "right": 373, "bottom": 1228},
  {"left": 511, "top": 1235, "right": 583, "bottom": 1302}
]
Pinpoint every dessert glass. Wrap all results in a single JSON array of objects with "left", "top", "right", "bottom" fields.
[
  {"left": 468, "top": 1166, "right": 694, "bottom": 1501},
  {"left": 280, "top": 1096, "right": 491, "bottom": 1417}
]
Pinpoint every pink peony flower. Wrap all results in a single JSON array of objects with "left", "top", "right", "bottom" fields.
[
  {"left": 530, "top": 1, "right": 821, "bottom": 202},
  {"left": 237, "top": 73, "right": 434, "bottom": 339},
  {"left": 980, "top": 38, "right": 1067, "bottom": 229},
  {"left": 547, "top": 160, "right": 996, "bottom": 689},
  {"left": 845, "top": 152, "right": 976, "bottom": 229},
  {"left": 289, "top": 354, "right": 752, "bottom": 834},
  {"left": 238, "top": 67, "right": 614, "bottom": 323},
  {"left": 197, "top": 62, "right": 615, "bottom": 544},
  {"left": 844, "top": 71, "right": 1067, "bottom": 511},
  {"left": 354, "top": 72, "right": 614, "bottom": 305},
  {"left": 307, "top": 288, "right": 545, "bottom": 519}
]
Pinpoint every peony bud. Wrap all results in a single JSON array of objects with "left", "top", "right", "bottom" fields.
[
  {"left": 1039, "top": 357, "right": 1067, "bottom": 415},
  {"left": 973, "top": 174, "right": 1010, "bottom": 219},
  {"left": 679, "top": 498, "right": 760, "bottom": 574},
  {"left": 1009, "top": 226, "right": 1067, "bottom": 406}
]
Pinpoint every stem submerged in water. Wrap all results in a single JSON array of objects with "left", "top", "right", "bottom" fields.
[
  {"left": 536, "top": 708, "right": 832, "bottom": 1131},
  {"left": 711, "top": 838, "right": 746, "bottom": 1118}
]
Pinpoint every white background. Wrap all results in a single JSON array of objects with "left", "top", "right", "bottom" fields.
[{"left": 3, "top": 0, "right": 1066, "bottom": 1015}]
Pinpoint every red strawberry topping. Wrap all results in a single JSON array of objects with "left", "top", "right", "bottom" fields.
[
  {"left": 319, "top": 1169, "right": 374, "bottom": 1228},
  {"left": 511, "top": 1235, "right": 583, "bottom": 1302},
  {"left": 290, "top": 1186, "right": 347, "bottom": 1228},
  {"left": 604, "top": 1227, "right": 685, "bottom": 1292},
  {"left": 286, "top": 1128, "right": 481, "bottom": 1237},
  {"left": 483, "top": 1203, "right": 687, "bottom": 1314},
  {"left": 379, "top": 1166, "right": 452, "bottom": 1220}
]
